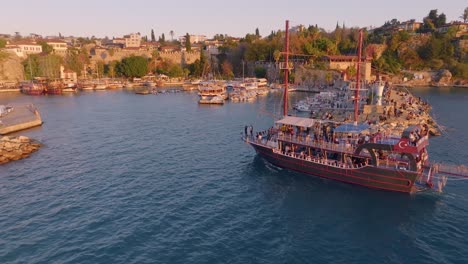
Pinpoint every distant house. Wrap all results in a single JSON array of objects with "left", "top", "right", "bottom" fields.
[
  {"left": 178, "top": 34, "right": 207, "bottom": 44},
  {"left": 141, "top": 42, "right": 160, "bottom": 50},
  {"left": 123, "top": 33, "right": 141, "bottom": 48},
  {"left": 60, "top": 66, "right": 77, "bottom": 84},
  {"left": 437, "top": 21, "right": 468, "bottom": 37},
  {"left": 29, "top": 33, "right": 43, "bottom": 39},
  {"left": 322, "top": 55, "right": 372, "bottom": 81},
  {"left": 397, "top": 20, "right": 422, "bottom": 31},
  {"left": 112, "top": 38, "right": 126, "bottom": 46},
  {"left": 0, "top": 33, "right": 11, "bottom": 39},
  {"left": 3, "top": 45, "right": 24, "bottom": 57},
  {"left": 159, "top": 45, "right": 180, "bottom": 52},
  {"left": 45, "top": 39, "right": 68, "bottom": 55},
  {"left": 6, "top": 41, "right": 42, "bottom": 55}
]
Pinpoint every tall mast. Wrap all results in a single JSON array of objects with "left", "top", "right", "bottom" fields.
[
  {"left": 283, "top": 20, "right": 290, "bottom": 117},
  {"left": 354, "top": 29, "right": 363, "bottom": 124}
]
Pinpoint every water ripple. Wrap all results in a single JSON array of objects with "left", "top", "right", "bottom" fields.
[{"left": 0, "top": 90, "right": 467, "bottom": 263}]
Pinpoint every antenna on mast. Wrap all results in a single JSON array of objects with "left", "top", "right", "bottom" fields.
[
  {"left": 354, "top": 29, "right": 363, "bottom": 125},
  {"left": 282, "top": 20, "right": 290, "bottom": 117}
]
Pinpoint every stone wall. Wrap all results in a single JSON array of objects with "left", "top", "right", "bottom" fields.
[
  {"left": 159, "top": 51, "right": 200, "bottom": 65},
  {"left": 90, "top": 48, "right": 200, "bottom": 66}
]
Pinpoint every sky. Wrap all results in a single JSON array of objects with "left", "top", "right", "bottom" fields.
[{"left": 0, "top": 0, "right": 466, "bottom": 39}]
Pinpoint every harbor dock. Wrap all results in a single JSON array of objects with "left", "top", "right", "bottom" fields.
[{"left": 0, "top": 104, "right": 43, "bottom": 135}]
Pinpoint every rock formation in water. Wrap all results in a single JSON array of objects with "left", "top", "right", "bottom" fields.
[{"left": 0, "top": 136, "right": 40, "bottom": 164}]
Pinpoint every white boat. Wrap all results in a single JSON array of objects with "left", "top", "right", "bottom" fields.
[
  {"left": 198, "top": 82, "right": 228, "bottom": 104},
  {"left": 94, "top": 82, "right": 107, "bottom": 90},
  {"left": 62, "top": 83, "right": 77, "bottom": 93},
  {"left": 294, "top": 103, "right": 312, "bottom": 112},
  {"left": 78, "top": 80, "right": 95, "bottom": 91}
]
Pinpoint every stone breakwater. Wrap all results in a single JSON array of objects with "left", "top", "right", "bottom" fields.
[
  {"left": 310, "top": 86, "right": 442, "bottom": 136},
  {"left": 0, "top": 136, "right": 40, "bottom": 164}
]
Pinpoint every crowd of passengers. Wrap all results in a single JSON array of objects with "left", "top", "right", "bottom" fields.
[
  {"left": 246, "top": 121, "right": 429, "bottom": 152},
  {"left": 279, "top": 145, "right": 369, "bottom": 169}
]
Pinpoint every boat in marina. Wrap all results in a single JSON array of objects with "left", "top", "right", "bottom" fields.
[
  {"left": 134, "top": 86, "right": 152, "bottom": 95},
  {"left": 198, "top": 82, "right": 228, "bottom": 104},
  {"left": 78, "top": 80, "right": 95, "bottom": 91},
  {"left": 62, "top": 82, "right": 78, "bottom": 93},
  {"left": 242, "top": 21, "right": 468, "bottom": 193},
  {"left": 44, "top": 79, "right": 64, "bottom": 95},
  {"left": 229, "top": 86, "right": 257, "bottom": 102},
  {"left": 93, "top": 80, "right": 107, "bottom": 90},
  {"left": 19, "top": 80, "right": 45, "bottom": 95}
]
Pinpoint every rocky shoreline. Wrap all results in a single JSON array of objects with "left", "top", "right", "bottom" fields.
[
  {"left": 0, "top": 136, "right": 41, "bottom": 164},
  {"left": 310, "top": 85, "right": 442, "bottom": 137}
]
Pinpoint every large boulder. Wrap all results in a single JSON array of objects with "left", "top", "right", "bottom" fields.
[
  {"left": 434, "top": 69, "right": 452, "bottom": 84},
  {"left": 0, "top": 136, "right": 40, "bottom": 164}
]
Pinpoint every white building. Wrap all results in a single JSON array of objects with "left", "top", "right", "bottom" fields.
[
  {"left": 179, "top": 34, "right": 207, "bottom": 44},
  {"left": 46, "top": 39, "right": 68, "bottom": 55},
  {"left": 60, "top": 65, "right": 77, "bottom": 84},
  {"left": 123, "top": 33, "right": 141, "bottom": 48},
  {"left": 6, "top": 41, "right": 42, "bottom": 55},
  {"left": 2, "top": 46, "right": 23, "bottom": 57}
]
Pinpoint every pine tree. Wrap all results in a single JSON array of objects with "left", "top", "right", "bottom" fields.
[
  {"left": 185, "top": 33, "right": 191, "bottom": 51},
  {"left": 151, "top": 29, "right": 155, "bottom": 42}
]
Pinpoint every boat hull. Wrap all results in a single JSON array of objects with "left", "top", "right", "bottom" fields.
[{"left": 249, "top": 141, "right": 418, "bottom": 193}]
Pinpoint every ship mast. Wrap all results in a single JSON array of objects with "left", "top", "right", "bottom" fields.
[
  {"left": 283, "top": 20, "right": 290, "bottom": 117},
  {"left": 354, "top": 29, "right": 363, "bottom": 125}
]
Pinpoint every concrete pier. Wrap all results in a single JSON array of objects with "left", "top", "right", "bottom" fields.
[{"left": 0, "top": 104, "right": 43, "bottom": 135}]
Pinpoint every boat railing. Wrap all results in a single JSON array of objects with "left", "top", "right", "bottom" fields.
[
  {"left": 277, "top": 134, "right": 357, "bottom": 154},
  {"left": 274, "top": 148, "right": 369, "bottom": 170}
]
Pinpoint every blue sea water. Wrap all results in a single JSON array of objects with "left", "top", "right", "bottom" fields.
[{"left": 0, "top": 88, "right": 467, "bottom": 264}]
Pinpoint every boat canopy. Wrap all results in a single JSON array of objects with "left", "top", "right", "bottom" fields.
[
  {"left": 275, "top": 116, "right": 317, "bottom": 128},
  {"left": 333, "top": 123, "right": 370, "bottom": 134}
]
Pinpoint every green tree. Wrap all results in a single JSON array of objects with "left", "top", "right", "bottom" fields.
[
  {"left": 0, "top": 38, "right": 6, "bottom": 48},
  {"left": 461, "top": 7, "right": 468, "bottom": 23},
  {"left": 254, "top": 66, "right": 267, "bottom": 78},
  {"left": 23, "top": 54, "right": 40, "bottom": 80},
  {"left": 255, "top": 28, "right": 260, "bottom": 38},
  {"left": 170, "top": 30, "right": 174, "bottom": 41},
  {"left": 117, "top": 55, "right": 148, "bottom": 78},
  {"left": 38, "top": 41, "right": 53, "bottom": 54},
  {"left": 105, "top": 60, "right": 118, "bottom": 78},
  {"left": 167, "top": 63, "right": 184, "bottom": 77},
  {"left": 421, "top": 9, "right": 446, "bottom": 32},
  {"left": 95, "top": 61, "right": 105, "bottom": 78},
  {"left": 64, "top": 47, "right": 90, "bottom": 77},
  {"left": 185, "top": 33, "right": 191, "bottom": 51},
  {"left": 221, "top": 61, "right": 234, "bottom": 79},
  {"left": 151, "top": 29, "right": 156, "bottom": 42}
]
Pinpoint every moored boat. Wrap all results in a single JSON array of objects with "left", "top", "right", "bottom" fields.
[
  {"left": 44, "top": 79, "right": 64, "bottom": 95},
  {"left": 19, "top": 80, "right": 44, "bottom": 95},
  {"left": 198, "top": 82, "right": 228, "bottom": 104}
]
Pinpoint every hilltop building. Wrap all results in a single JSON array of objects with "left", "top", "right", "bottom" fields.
[
  {"left": 123, "top": 33, "right": 141, "bottom": 48},
  {"left": 45, "top": 39, "right": 68, "bottom": 55},
  {"left": 179, "top": 35, "right": 207, "bottom": 44},
  {"left": 397, "top": 20, "right": 422, "bottom": 31},
  {"left": 436, "top": 21, "right": 468, "bottom": 37},
  {"left": 322, "top": 55, "right": 372, "bottom": 81},
  {"left": 5, "top": 41, "right": 42, "bottom": 56}
]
